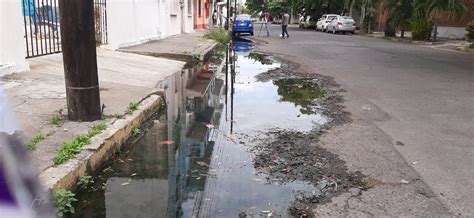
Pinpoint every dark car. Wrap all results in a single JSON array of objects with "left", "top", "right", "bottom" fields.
[{"left": 232, "top": 14, "right": 254, "bottom": 36}]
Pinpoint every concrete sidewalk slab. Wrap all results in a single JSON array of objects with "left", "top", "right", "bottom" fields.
[
  {"left": 1, "top": 48, "right": 185, "bottom": 174},
  {"left": 119, "top": 32, "right": 218, "bottom": 63}
]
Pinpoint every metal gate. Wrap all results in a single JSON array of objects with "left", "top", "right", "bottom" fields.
[{"left": 22, "top": 0, "right": 108, "bottom": 58}]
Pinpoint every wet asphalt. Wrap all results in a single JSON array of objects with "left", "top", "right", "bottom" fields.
[{"left": 250, "top": 24, "right": 474, "bottom": 215}]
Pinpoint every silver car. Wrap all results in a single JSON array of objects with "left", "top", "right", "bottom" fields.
[
  {"left": 327, "top": 16, "right": 356, "bottom": 34},
  {"left": 316, "top": 14, "right": 339, "bottom": 32}
]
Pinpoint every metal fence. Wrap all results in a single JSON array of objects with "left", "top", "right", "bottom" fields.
[{"left": 22, "top": 0, "right": 108, "bottom": 58}]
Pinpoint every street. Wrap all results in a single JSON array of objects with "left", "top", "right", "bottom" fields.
[{"left": 251, "top": 24, "right": 474, "bottom": 215}]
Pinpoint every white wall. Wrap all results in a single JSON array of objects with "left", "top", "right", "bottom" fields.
[
  {"left": 107, "top": 0, "right": 194, "bottom": 49},
  {"left": 0, "top": 0, "right": 29, "bottom": 76},
  {"left": 437, "top": 26, "right": 467, "bottom": 40}
]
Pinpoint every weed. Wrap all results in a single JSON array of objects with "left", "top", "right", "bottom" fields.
[
  {"left": 103, "top": 113, "right": 124, "bottom": 119},
  {"left": 127, "top": 102, "right": 140, "bottom": 112},
  {"left": 77, "top": 175, "right": 94, "bottom": 190},
  {"left": 132, "top": 128, "right": 141, "bottom": 137},
  {"left": 87, "top": 124, "right": 107, "bottom": 138},
  {"left": 204, "top": 29, "right": 231, "bottom": 44},
  {"left": 26, "top": 133, "right": 46, "bottom": 150},
  {"left": 159, "top": 99, "right": 166, "bottom": 111},
  {"left": 49, "top": 114, "right": 62, "bottom": 126},
  {"left": 54, "top": 135, "right": 91, "bottom": 165},
  {"left": 55, "top": 189, "right": 77, "bottom": 216}
]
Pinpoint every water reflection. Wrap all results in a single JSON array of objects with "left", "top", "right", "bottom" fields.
[{"left": 74, "top": 39, "right": 327, "bottom": 217}]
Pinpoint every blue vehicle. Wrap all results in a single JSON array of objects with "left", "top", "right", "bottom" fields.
[{"left": 232, "top": 14, "right": 254, "bottom": 36}]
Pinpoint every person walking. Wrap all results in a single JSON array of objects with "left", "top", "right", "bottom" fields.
[
  {"left": 264, "top": 12, "right": 272, "bottom": 37},
  {"left": 212, "top": 10, "right": 218, "bottom": 27},
  {"left": 281, "top": 11, "right": 290, "bottom": 38}
]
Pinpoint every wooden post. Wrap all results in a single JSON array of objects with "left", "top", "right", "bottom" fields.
[{"left": 59, "top": 0, "right": 101, "bottom": 121}]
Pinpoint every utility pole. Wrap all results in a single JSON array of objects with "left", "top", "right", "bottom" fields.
[
  {"left": 226, "top": 0, "right": 230, "bottom": 30},
  {"left": 59, "top": 0, "right": 101, "bottom": 121}
]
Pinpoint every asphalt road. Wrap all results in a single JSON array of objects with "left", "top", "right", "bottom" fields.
[{"left": 250, "top": 24, "right": 473, "bottom": 215}]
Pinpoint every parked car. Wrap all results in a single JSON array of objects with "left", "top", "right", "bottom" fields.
[
  {"left": 327, "top": 16, "right": 356, "bottom": 34},
  {"left": 233, "top": 14, "right": 254, "bottom": 36},
  {"left": 299, "top": 16, "right": 317, "bottom": 29},
  {"left": 316, "top": 14, "right": 339, "bottom": 32}
]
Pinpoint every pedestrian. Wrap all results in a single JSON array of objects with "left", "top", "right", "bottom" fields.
[
  {"left": 219, "top": 11, "right": 224, "bottom": 28},
  {"left": 264, "top": 12, "right": 272, "bottom": 37},
  {"left": 281, "top": 10, "right": 290, "bottom": 38},
  {"left": 212, "top": 10, "right": 218, "bottom": 27}
]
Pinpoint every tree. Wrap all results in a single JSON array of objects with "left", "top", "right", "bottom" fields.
[{"left": 410, "top": 0, "right": 466, "bottom": 40}]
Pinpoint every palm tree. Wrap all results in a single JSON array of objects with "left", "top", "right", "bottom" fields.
[{"left": 410, "top": 0, "right": 466, "bottom": 40}]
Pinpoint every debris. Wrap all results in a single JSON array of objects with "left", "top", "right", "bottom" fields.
[
  {"left": 400, "top": 179, "right": 409, "bottom": 184},
  {"left": 206, "top": 124, "right": 215, "bottom": 129},
  {"left": 197, "top": 161, "right": 209, "bottom": 167},
  {"left": 159, "top": 140, "right": 175, "bottom": 145},
  {"left": 130, "top": 173, "right": 137, "bottom": 177},
  {"left": 412, "top": 161, "right": 418, "bottom": 165}
]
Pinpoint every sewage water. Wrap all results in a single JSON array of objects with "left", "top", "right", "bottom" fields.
[{"left": 73, "top": 40, "right": 328, "bottom": 217}]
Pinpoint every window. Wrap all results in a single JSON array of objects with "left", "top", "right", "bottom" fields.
[
  {"left": 188, "top": 0, "right": 192, "bottom": 15},
  {"left": 198, "top": 0, "right": 202, "bottom": 17},
  {"left": 171, "top": 0, "right": 179, "bottom": 15}
]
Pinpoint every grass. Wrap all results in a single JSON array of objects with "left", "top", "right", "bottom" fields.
[
  {"left": 55, "top": 189, "right": 77, "bottom": 216},
  {"left": 127, "top": 102, "right": 140, "bottom": 112},
  {"left": 26, "top": 133, "right": 46, "bottom": 150},
  {"left": 49, "top": 114, "right": 62, "bottom": 126},
  {"left": 103, "top": 113, "right": 124, "bottom": 120},
  {"left": 204, "top": 29, "right": 231, "bottom": 44},
  {"left": 87, "top": 124, "right": 107, "bottom": 138},
  {"left": 54, "top": 123, "right": 108, "bottom": 164}
]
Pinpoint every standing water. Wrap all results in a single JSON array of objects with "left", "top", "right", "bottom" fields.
[{"left": 73, "top": 39, "right": 328, "bottom": 217}]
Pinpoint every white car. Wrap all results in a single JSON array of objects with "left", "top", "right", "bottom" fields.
[
  {"left": 327, "top": 16, "right": 356, "bottom": 34},
  {"left": 316, "top": 14, "right": 339, "bottom": 32}
]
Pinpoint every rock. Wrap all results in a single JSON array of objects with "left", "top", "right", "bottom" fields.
[{"left": 349, "top": 188, "right": 361, "bottom": 196}]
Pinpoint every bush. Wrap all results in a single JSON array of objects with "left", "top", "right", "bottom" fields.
[
  {"left": 410, "top": 18, "right": 432, "bottom": 41},
  {"left": 466, "top": 21, "right": 474, "bottom": 41},
  {"left": 204, "top": 29, "right": 231, "bottom": 44}
]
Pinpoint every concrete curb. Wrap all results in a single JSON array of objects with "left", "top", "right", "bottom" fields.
[
  {"left": 118, "top": 41, "right": 219, "bottom": 65},
  {"left": 38, "top": 94, "right": 162, "bottom": 192}
]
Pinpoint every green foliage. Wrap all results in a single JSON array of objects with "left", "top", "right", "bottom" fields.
[
  {"left": 49, "top": 115, "right": 62, "bottom": 126},
  {"left": 466, "top": 25, "right": 474, "bottom": 40},
  {"left": 26, "top": 133, "right": 46, "bottom": 150},
  {"left": 55, "top": 189, "right": 77, "bottom": 216},
  {"left": 410, "top": 15, "right": 433, "bottom": 40},
  {"left": 103, "top": 113, "right": 124, "bottom": 119},
  {"left": 127, "top": 102, "right": 140, "bottom": 112},
  {"left": 87, "top": 124, "right": 107, "bottom": 138},
  {"left": 54, "top": 135, "right": 91, "bottom": 165},
  {"left": 49, "top": 109, "right": 64, "bottom": 126},
  {"left": 273, "top": 79, "right": 325, "bottom": 115},
  {"left": 77, "top": 175, "right": 94, "bottom": 190},
  {"left": 132, "top": 128, "right": 141, "bottom": 137},
  {"left": 204, "top": 29, "right": 232, "bottom": 44},
  {"left": 469, "top": 43, "right": 474, "bottom": 49}
]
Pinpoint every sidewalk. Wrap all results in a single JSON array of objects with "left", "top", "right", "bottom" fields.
[{"left": 0, "top": 32, "right": 217, "bottom": 191}]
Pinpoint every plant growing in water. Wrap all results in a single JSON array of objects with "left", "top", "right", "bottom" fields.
[
  {"left": 132, "top": 127, "right": 141, "bottom": 137},
  {"left": 55, "top": 189, "right": 77, "bottom": 216},
  {"left": 77, "top": 175, "right": 94, "bottom": 190}
]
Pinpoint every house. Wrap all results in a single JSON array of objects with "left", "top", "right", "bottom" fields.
[
  {"left": 195, "top": 0, "right": 210, "bottom": 29},
  {"left": 0, "top": 0, "right": 29, "bottom": 76}
]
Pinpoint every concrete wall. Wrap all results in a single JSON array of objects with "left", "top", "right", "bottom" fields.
[
  {"left": 436, "top": 26, "right": 467, "bottom": 40},
  {"left": 107, "top": 0, "right": 194, "bottom": 49},
  {"left": 0, "top": 0, "right": 29, "bottom": 76}
]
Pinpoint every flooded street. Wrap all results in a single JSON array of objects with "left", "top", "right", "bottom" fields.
[{"left": 73, "top": 39, "right": 355, "bottom": 217}]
